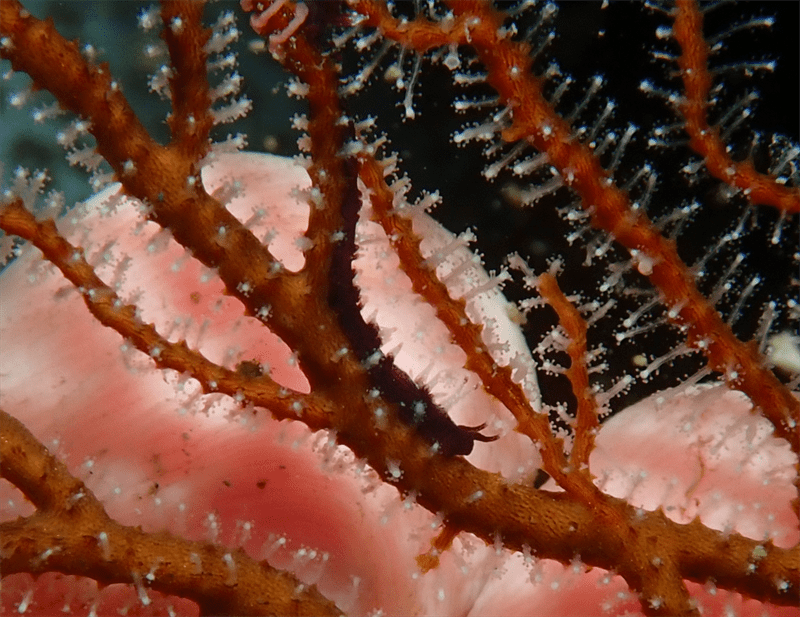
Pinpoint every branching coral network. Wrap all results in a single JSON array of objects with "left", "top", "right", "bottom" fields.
[{"left": 1, "top": 1, "right": 798, "bottom": 616}]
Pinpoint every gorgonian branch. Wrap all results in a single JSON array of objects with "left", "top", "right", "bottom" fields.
[
  {"left": 669, "top": 0, "right": 800, "bottom": 214},
  {"left": 0, "top": 409, "right": 342, "bottom": 616},
  {"left": 160, "top": 0, "right": 215, "bottom": 155},
  {"left": 346, "top": 0, "right": 800, "bottom": 455},
  {"left": 0, "top": 198, "right": 333, "bottom": 430},
  {"left": 533, "top": 271, "right": 599, "bottom": 471},
  {"left": 1, "top": 1, "right": 797, "bottom": 615}
]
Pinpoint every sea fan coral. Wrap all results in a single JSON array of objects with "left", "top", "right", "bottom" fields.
[{"left": 1, "top": 1, "right": 798, "bottom": 615}]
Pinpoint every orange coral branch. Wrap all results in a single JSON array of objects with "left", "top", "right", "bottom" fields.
[
  {"left": 0, "top": 409, "right": 343, "bottom": 616},
  {"left": 358, "top": 159, "right": 553, "bottom": 450},
  {"left": 0, "top": 199, "right": 335, "bottom": 430},
  {"left": 534, "top": 272, "right": 599, "bottom": 472},
  {"left": 358, "top": 154, "right": 610, "bottom": 508},
  {"left": 160, "top": 1, "right": 214, "bottom": 156},
  {"left": 349, "top": 0, "right": 799, "bottom": 451},
  {"left": 2, "top": 0, "right": 798, "bottom": 614},
  {"left": 6, "top": 396, "right": 797, "bottom": 614},
  {"left": 435, "top": 0, "right": 799, "bottom": 454},
  {"left": 347, "top": 0, "right": 477, "bottom": 51},
  {"left": 671, "top": 0, "right": 800, "bottom": 214},
  {"left": 0, "top": 0, "right": 159, "bottom": 179}
]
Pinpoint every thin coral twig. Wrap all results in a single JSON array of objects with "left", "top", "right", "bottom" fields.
[
  {"left": 671, "top": 0, "right": 800, "bottom": 214},
  {"left": 359, "top": 154, "right": 607, "bottom": 507},
  {"left": 0, "top": 199, "right": 331, "bottom": 430},
  {"left": 160, "top": 1, "right": 215, "bottom": 155},
  {"left": 534, "top": 272, "right": 599, "bottom": 471}
]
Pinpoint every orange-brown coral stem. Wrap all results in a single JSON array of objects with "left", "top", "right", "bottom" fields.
[
  {"left": 0, "top": 0, "right": 157, "bottom": 178},
  {"left": 0, "top": 199, "right": 334, "bottom": 430},
  {"left": 672, "top": 0, "right": 800, "bottom": 214},
  {"left": 0, "top": 410, "right": 343, "bottom": 616},
  {"left": 439, "top": 0, "right": 799, "bottom": 454},
  {"left": 535, "top": 273, "right": 599, "bottom": 471},
  {"left": 160, "top": 1, "right": 214, "bottom": 157}
]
